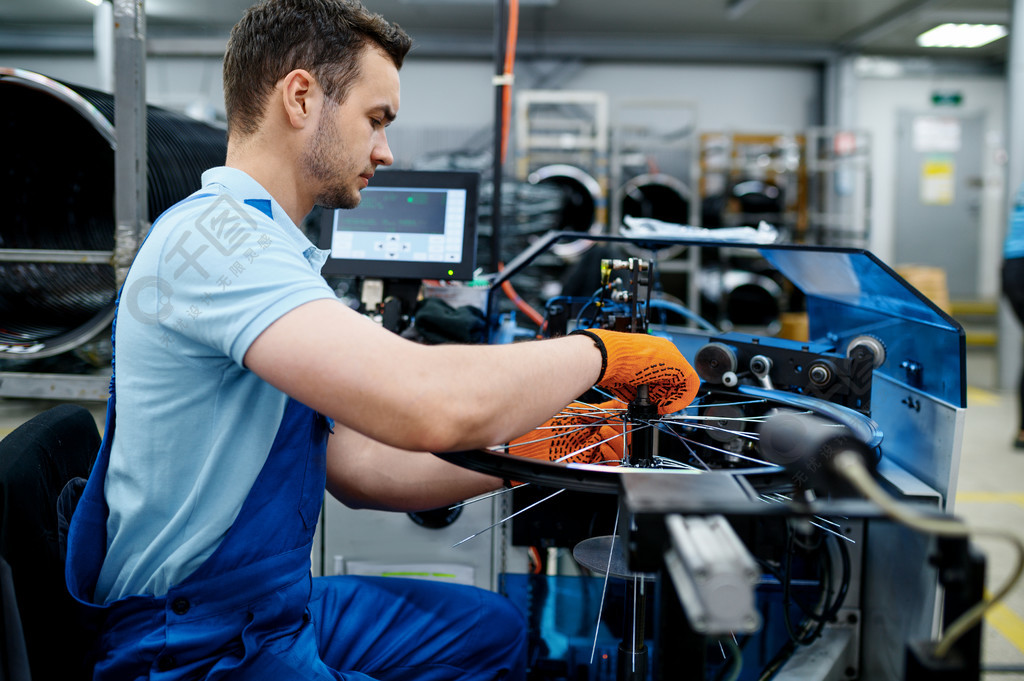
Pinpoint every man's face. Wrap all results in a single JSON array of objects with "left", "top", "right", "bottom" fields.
[{"left": 302, "top": 47, "right": 399, "bottom": 210}]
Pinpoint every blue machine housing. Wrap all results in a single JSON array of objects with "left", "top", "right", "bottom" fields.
[
  {"left": 487, "top": 232, "right": 966, "bottom": 505},
  {"left": 760, "top": 247, "right": 964, "bottom": 409},
  {"left": 756, "top": 246, "right": 966, "bottom": 510},
  {"left": 485, "top": 231, "right": 968, "bottom": 679}
]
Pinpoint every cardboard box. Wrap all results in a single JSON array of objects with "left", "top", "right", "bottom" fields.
[
  {"left": 776, "top": 312, "right": 809, "bottom": 341},
  {"left": 894, "top": 265, "right": 951, "bottom": 314}
]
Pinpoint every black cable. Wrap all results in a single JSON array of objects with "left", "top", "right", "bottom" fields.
[
  {"left": 759, "top": 590, "right": 825, "bottom": 680},
  {"left": 762, "top": 528, "right": 851, "bottom": 631},
  {"left": 781, "top": 526, "right": 811, "bottom": 645},
  {"left": 488, "top": 0, "right": 506, "bottom": 275},
  {"left": 574, "top": 284, "right": 612, "bottom": 329},
  {"left": 818, "top": 533, "right": 852, "bottom": 623},
  {"left": 781, "top": 523, "right": 850, "bottom": 648},
  {"left": 799, "top": 537, "right": 832, "bottom": 644},
  {"left": 753, "top": 526, "right": 852, "bottom": 678},
  {"left": 789, "top": 532, "right": 829, "bottom": 645},
  {"left": 754, "top": 523, "right": 853, "bottom": 680}
]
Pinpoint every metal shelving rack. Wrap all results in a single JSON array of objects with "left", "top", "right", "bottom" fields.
[
  {"left": 513, "top": 89, "right": 610, "bottom": 260},
  {"left": 609, "top": 98, "right": 701, "bottom": 315},
  {"left": 0, "top": 0, "right": 147, "bottom": 401},
  {"left": 698, "top": 131, "right": 807, "bottom": 238},
  {"left": 609, "top": 98, "right": 699, "bottom": 232},
  {"left": 514, "top": 89, "right": 610, "bottom": 189},
  {"left": 695, "top": 132, "right": 807, "bottom": 334}
]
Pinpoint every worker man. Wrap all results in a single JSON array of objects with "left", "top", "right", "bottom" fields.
[{"left": 65, "top": 0, "right": 699, "bottom": 679}]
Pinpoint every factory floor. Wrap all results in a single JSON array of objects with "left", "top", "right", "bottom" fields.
[
  {"left": 957, "top": 348, "right": 1024, "bottom": 679},
  {"left": 0, "top": 347, "right": 1023, "bottom": 679}
]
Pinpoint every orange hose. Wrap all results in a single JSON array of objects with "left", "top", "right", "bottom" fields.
[
  {"left": 500, "top": 0, "right": 519, "bottom": 164},
  {"left": 497, "top": 2, "right": 542, "bottom": 330},
  {"left": 501, "top": 278, "right": 546, "bottom": 328},
  {"left": 496, "top": 260, "right": 546, "bottom": 330},
  {"left": 529, "top": 546, "right": 543, "bottom": 574}
]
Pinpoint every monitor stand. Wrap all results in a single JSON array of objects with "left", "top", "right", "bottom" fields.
[{"left": 359, "top": 278, "right": 423, "bottom": 334}]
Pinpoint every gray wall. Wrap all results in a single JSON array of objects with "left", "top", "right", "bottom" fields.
[
  {"left": 2, "top": 50, "right": 1008, "bottom": 299},
  {"left": 3, "top": 53, "right": 820, "bottom": 131}
]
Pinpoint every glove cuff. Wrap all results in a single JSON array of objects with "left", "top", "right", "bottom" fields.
[{"left": 570, "top": 329, "right": 608, "bottom": 382}]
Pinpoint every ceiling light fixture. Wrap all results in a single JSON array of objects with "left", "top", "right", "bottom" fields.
[
  {"left": 916, "top": 23, "right": 1008, "bottom": 48},
  {"left": 84, "top": 0, "right": 103, "bottom": 5}
]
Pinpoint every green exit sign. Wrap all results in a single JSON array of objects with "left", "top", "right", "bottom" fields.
[{"left": 932, "top": 91, "right": 963, "bottom": 107}]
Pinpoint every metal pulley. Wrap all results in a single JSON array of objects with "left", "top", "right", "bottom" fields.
[{"left": 694, "top": 341, "right": 739, "bottom": 386}]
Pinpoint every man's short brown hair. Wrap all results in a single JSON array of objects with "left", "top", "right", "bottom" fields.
[{"left": 223, "top": 0, "right": 412, "bottom": 139}]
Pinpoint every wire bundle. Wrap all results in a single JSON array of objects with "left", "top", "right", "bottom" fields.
[{"left": 0, "top": 74, "right": 226, "bottom": 355}]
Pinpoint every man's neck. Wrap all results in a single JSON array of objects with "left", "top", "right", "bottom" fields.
[{"left": 226, "top": 143, "right": 312, "bottom": 226}]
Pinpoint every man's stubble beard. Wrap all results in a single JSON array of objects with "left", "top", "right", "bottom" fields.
[{"left": 301, "top": 101, "right": 361, "bottom": 210}]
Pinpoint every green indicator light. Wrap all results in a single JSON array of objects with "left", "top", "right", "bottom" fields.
[
  {"left": 407, "top": 197, "right": 414, "bottom": 202},
  {"left": 447, "top": 269, "right": 454, "bottom": 276}
]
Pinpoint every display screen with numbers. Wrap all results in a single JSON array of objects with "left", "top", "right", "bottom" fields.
[{"left": 318, "top": 170, "right": 479, "bottom": 281}]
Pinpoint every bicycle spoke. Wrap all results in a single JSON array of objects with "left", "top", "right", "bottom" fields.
[
  {"left": 452, "top": 488, "right": 567, "bottom": 548},
  {"left": 488, "top": 388, "right": 877, "bottom": 480}
]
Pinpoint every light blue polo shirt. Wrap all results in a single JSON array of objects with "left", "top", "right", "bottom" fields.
[{"left": 95, "top": 167, "right": 337, "bottom": 603}]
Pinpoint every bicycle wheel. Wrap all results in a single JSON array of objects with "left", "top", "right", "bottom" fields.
[{"left": 434, "top": 385, "right": 881, "bottom": 495}]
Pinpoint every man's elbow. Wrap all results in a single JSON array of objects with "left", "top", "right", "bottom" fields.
[
  {"left": 326, "top": 482, "right": 391, "bottom": 512},
  {"left": 411, "top": 403, "right": 498, "bottom": 454}
]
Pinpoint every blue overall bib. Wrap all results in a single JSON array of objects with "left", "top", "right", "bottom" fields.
[{"left": 66, "top": 348, "right": 526, "bottom": 679}]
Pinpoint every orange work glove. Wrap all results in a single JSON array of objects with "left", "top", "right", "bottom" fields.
[
  {"left": 508, "top": 400, "right": 627, "bottom": 466},
  {"left": 573, "top": 329, "right": 700, "bottom": 414},
  {"left": 595, "top": 424, "right": 630, "bottom": 461}
]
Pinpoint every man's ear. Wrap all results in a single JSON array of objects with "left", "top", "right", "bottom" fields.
[{"left": 280, "top": 69, "right": 320, "bottom": 130}]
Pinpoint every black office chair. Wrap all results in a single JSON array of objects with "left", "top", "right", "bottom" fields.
[
  {"left": 0, "top": 403, "right": 101, "bottom": 681},
  {"left": 1, "top": 554, "right": 31, "bottom": 681}
]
